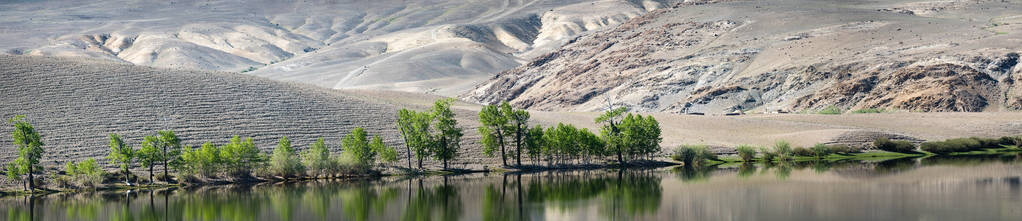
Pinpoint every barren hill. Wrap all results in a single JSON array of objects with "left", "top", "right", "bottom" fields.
[
  {"left": 0, "top": 55, "right": 412, "bottom": 167},
  {"left": 0, "top": 0, "right": 672, "bottom": 95},
  {"left": 465, "top": 0, "right": 1022, "bottom": 113}
]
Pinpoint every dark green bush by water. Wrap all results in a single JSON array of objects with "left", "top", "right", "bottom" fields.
[{"left": 873, "top": 138, "right": 917, "bottom": 153}]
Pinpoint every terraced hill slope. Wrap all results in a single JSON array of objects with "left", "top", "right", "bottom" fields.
[
  {"left": 465, "top": 0, "right": 1022, "bottom": 113},
  {"left": 0, "top": 55, "right": 413, "bottom": 168}
]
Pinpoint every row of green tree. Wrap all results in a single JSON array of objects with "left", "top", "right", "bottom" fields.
[
  {"left": 476, "top": 102, "right": 662, "bottom": 167},
  {"left": 6, "top": 99, "right": 666, "bottom": 192}
]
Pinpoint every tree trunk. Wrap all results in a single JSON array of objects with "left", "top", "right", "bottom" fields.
[
  {"left": 515, "top": 125, "right": 522, "bottom": 167},
  {"left": 400, "top": 129, "right": 413, "bottom": 169},
  {"left": 124, "top": 168, "right": 130, "bottom": 185},
  {"left": 162, "top": 146, "right": 168, "bottom": 181},
  {"left": 27, "top": 165, "right": 34, "bottom": 192},
  {"left": 498, "top": 130, "right": 507, "bottom": 167},
  {"left": 149, "top": 166, "right": 154, "bottom": 185}
]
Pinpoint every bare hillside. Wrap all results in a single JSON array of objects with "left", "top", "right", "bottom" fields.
[
  {"left": 0, "top": 0, "right": 672, "bottom": 96},
  {"left": 465, "top": 0, "right": 1022, "bottom": 113},
  {"left": 0, "top": 55, "right": 415, "bottom": 168}
]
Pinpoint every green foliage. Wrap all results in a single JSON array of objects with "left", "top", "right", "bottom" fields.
[
  {"left": 8, "top": 115, "right": 44, "bottom": 190},
  {"left": 302, "top": 138, "right": 332, "bottom": 176},
  {"left": 107, "top": 133, "right": 136, "bottom": 184},
  {"left": 760, "top": 147, "right": 777, "bottom": 162},
  {"left": 792, "top": 147, "right": 814, "bottom": 157},
  {"left": 735, "top": 145, "right": 756, "bottom": 161},
  {"left": 920, "top": 137, "right": 1003, "bottom": 155},
  {"left": 672, "top": 145, "right": 716, "bottom": 167},
  {"left": 374, "top": 136, "right": 398, "bottom": 163},
  {"left": 342, "top": 128, "right": 374, "bottom": 167},
  {"left": 431, "top": 99, "right": 463, "bottom": 169},
  {"left": 619, "top": 114, "right": 662, "bottom": 160},
  {"left": 503, "top": 102, "right": 531, "bottom": 166},
  {"left": 478, "top": 102, "right": 510, "bottom": 165},
  {"left": 997, "top": 135, "right": 1021, "bottom": 146},
  {"left": 137, "top": 135, "right": 163, "bottom": 183},
  {"left": 219, "top": 136, "right": 262, "bottom": 176},
  {"left": 873, "top": 137, "right": 917, "bottom": 153},
  {"left": 810, "top": 143, "right": 833, "bottom": 158},
  {"left": 524, "top": 125, "right": 545, "bottom": 162},
  {"left": 270, "top": 136, "right": 304, "bottom": 178},
  {"left": 817, "top": 106, "right": 843, "bottom": 115},
  {"left": 397, "top": 108, "right": 434, "bottom": 169},
  {"left": 597, "top": 107, "right": 628, "bottom": 163},
  {"left": 181, "top": 142, "right": 222, "bottom": 177},
  {"left": 773, "top": 141, "right": 793, "bottom": 161},
  {"left": 851, "top": 108, "right": 884, "bottom": 114},
  {"left": 158, "top": 130, "right": 182, "bottom": 175},
  {"left": 63, "top": 158, "right": 103, "bottom": 187}
]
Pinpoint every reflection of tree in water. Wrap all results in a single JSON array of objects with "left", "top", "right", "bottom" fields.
[
  {"left": 337, "top": 183, "right": 399, "bottom": 221},
  {"left": 922, "top": 154, "right": 1021, "bottom": 166},
  {"left": 673, "top": 166, "right": 714, "bottom": 182},
  {"left": 516, "top": 169, "right": 662, "bottom": 219},
  {"left": 738, "top": 163, "right": 756, "bottom": 178},
  {"left": 874, "top": 158, "right": 918, "bottom": 175},
  {"left": 482, "top": 175, "right": 525, "bottom": 221},
  {"left": 403, "top": 177, "right": 463, "bottom": 221}
]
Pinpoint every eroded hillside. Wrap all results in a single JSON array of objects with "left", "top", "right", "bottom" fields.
[
  {"left": 465, "top": 0, "right": 1022, "bottom": 113},
  {"left": 0, "top": 0, "right": 672, "bottom": 95}
]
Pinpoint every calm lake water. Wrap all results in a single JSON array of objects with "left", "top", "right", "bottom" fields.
[{"left": 3, "top": 154, "right": 1021, "bottom": 221}]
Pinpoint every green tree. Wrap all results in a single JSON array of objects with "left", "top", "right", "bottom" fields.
[
  {"left": 157, "top": 130, "right": 181, "bottom": 179},
  {"left": 432, "top": 99, "right": 463, "bottom": 170},
  {"left": 270, "top": 136, "right": 303, "bottom": 178},
  {"left": 478, "top": 103, "right": 510, "bottom": 167},
  {"left": 524, "top": 125, "right": 545, "bottom": 165},
  {"left": 398, "top": 109, "right": 434, "bottom": 169},
  {"left": 597, "top": 107, "right": 628, "bottom": 164},
  {"left": 219, "top": 136, "right": 262, "bottom": 176},
  {"left": 181, "top": 142, "right": 221, "bottom": 177},
  {"left": 107, "top": 133, "right": 135, "bottom": 185},
  {"left": 302, "top": 138, "right": 331, "bottom": 177},
  {"left": 502, "top": 102, "right": 531, "bottom": 167},
  {"left": 343, "top": 128, "right": 376, "bottom": 169},
  {"left": 8, "top": 116, "right": 44, "bottom": 192},
  {"left": 619, "top": 114, "right": 662, "bottom": 160},
  {"left": 372, "top": 135, "right": 398, "bottom": 163},
  {"left": 5, "top": 161, "right": 24, "bottom": 191},
  {"left": 137, "top": 136, "right": 164, "bottom": 184}
]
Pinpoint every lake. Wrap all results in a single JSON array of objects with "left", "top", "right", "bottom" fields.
[{"left": 3, "top": 154, "right": 1021, "bottom": 220}]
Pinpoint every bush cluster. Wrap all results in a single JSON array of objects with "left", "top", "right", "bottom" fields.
[
  {"left": 920, "top": 137, "right": 1002, "bottom": 155},
  {"left": 672, "top": 145, "right": 716, "bottom": 167},
  {"left": 735, "top": 145, "right": 756, "bottom": 161},
  {"left": 873, "top": 138, "right": 917, "bottom": 153}
]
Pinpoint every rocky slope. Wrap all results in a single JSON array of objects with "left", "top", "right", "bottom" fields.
[
  {"left": 0, "top": 0, "right": 672, "bottom": 96},
  {"left": 465, "top": 0, "right": 1022, "bottom": 113}
]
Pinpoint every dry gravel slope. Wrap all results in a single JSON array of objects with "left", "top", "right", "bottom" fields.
[{"left": 0, "top": 55, "right": 421, "bottom": 168}]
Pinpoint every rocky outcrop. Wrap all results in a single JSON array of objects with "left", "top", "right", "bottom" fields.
[{"left": 464, "top": 0, "right": 1022, "bottom": 113}]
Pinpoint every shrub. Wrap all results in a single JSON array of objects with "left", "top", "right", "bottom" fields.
[
  {"left": 998, "top": 136, "right": 1021, "bottom": 146},
  {"left": 920, "top": 137, "right": 1003, "bottom": 154},
  {"left": 673, "top": 145, "right": 716, "bottom": 167},
  {"left": 810, "top": 143, "right": 832, "bottom": 158},
  {"left": 792, "top": 147, "right": 814, "bottom": 157},
  {"left": 270, "top": 136, "right": 305, "bottom": 178},
  {"left": 873, "top": 138, "right": 917, "bottom": 153},
  {"left": 851, "top": 108, "right": 884, "bottom": 114},
  {"left": 760, "top": 147, "right": 777, "bottom": 162},
  {"left": 773, "top": 141, "right": 793, "bottom": 161},
  {"left": 817, "top": 106, "right": 842, "bottom": 115},
  {"left": 735, "top": 145, "right": 756, "bottom": 162}
]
